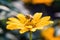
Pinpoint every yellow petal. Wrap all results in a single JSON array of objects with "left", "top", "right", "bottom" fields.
[
  {"left": 31, "top": 13, "right": 42, "bottom": 24},
  {"left": 6, "top": 24, "right": 20, "bottom": 30},
  {"left": 49, "top": 21, "right": 54, "bottom": 24},
  {"left": 25, "top": 25, "right": 32, "bottom": 29},
  {"left": 33, "top": 13, "right": 42, "bottom": 21},
  {"left": 19, "top": 28, "right": 28, "bottom": 34},
  {"left": 36, "top": 16, "right": 52, "bottom": 29},
  {"left": 6, "top": 21, "right": 23, "bottom": 25},
  {"left": 6, "top": 22, "right": 24, "bottom": 30},
  {"left": 36, "top": 21, "right": 53, "bottom": 29},
  {"left": 24, "top": 19, "right": 30, "bottom": 25},
  {"left": 36, "top": 27, "right": 44, "bottom": 29},
  {"left": 30, "top": 28, "right": 37, "bottom": 32},
  {"left": 8, "top": 17, "right": 20, "bottom": 24},
  {"left": 16, "top": 14, "right": 26, "bottom": 23},
  {"left": 40, "top": 16, "right": 50, "bottom": 21}
]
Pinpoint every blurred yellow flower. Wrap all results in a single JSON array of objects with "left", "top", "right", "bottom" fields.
[
  {"left": 42, "top": 27, "right": 54, "bottom": 39},
  {"left": 6, "top": 13, "right": 53, "bottom": 34},
  {"left": 42, "top": 27, "right": 60, "bottom": 40},
  {"left": 22, "top": 0, "right": 54, "bottom": 6},
  {"left": 32, "top": 0, "right": 54, "bottom": 6}
]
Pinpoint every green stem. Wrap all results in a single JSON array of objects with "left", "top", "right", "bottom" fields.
[{"left": 29, "top": 31, "right": 32, "bottom": 40}]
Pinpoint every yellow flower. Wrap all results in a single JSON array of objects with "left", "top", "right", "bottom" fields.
[
  {"left": 6, "top": 13, "right": 53, "bottom": 34},
  {"left": 32, "top": 0, "right": 54, "bottom": 6},
  {"left": 42, "top": 27, "right": 54, "bottom": 39},
  {"left": 42, "top": 27, "right": 60, "bottom": 40},
  {"left": 22, "top": 0, "right": 54, "bottom": 6}
]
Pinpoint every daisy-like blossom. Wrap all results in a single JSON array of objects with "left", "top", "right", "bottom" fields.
[{"left": 6, "top": 13, "right": 53, "bottom": 34}]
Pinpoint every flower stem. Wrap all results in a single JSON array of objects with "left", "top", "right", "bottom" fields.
[{"left": 29, "top": 31, "right": 32, "bottom": 40}]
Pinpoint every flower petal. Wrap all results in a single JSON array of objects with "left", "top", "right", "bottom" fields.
[
  {"left": 6, "top": 21, "right": 23, "bottom": 25},
  {"left": 16, "top": 14, "right": 26, "bottom": 23},
  {"left": 33, "top": 13, "right": 42, "bottom": 21},
  {"left": 8, "top": 17, "right": 20, "bottom": 24},
  {"left": 30, "top": 28, "right": 37, "bottom": 32},
  {"left": 6, "top": 22, "right": 24, "bottom": 30},
  {"left": 19, "top": 28, "right": 28, "bottom": 34},
  {"left": 25, "top": 25, "right": 33, "bottom": 29},
  {"left": 36, "top": 21, "right": 53, "bottom": 29},
  {"left": 31, "top": 13, "right": 42, "bottom": 24},
  {"left": 49, "top": 21, "right": 54, "bottom": 24},
  {"left": 36, "top": 27, "right": 44, "bottom": 29},
  {"left": 40, "top": 16, "right": 50, "bottom": 21},
  {"left": 6, "top": 24, "right": 20, "bottom": 30}
]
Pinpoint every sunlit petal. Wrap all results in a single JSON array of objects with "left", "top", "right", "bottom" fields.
[
  {"left": 31, "top": 13, "right": 42, "bottom": 24},
  {"left": 30, "top": 28, "right": 37, "bottom": 32},
  {"left": 6, "top": 24, "right": 20, "bottom": 30},
  {"left": 36, "top": 21, "right": 53, "bottom": 29},
  {"left": 8, "top": 17, "right": 20, "bottom": 23},
  {"left": 19, "top": 28, "right": 28, "bottom": 34},
  {"left": 25, "top": 25, "right": 33, "bottom": 29},
  {"left": 40, "top": 16, "right": 50, "bottom": 21},
  {"left": 17, "top": 14, "right": 27, "bottom": 23},
  {"left": 33, "top": 13, "right": 42, "bottom": 21}
]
